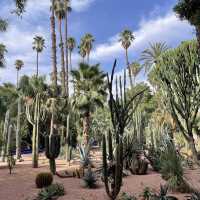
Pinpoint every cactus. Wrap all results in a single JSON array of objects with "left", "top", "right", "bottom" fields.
[
  {"left": 45, "top": 133, "right": 60, "bottom": 175},
  {"left": 102, "top": 60, "right": 146, "bottom": 200},
  {"left": 35, "top": 172, "right": 53, "bottom": 188},
  {"left": 26, "top": 93, "right": 45, "bottom": 168},
  {"left": 16, "top": 96, "right": 22, "bottom": 160},
  {"left": 1, "top": 110, "right": 10, "bottom": 162}
]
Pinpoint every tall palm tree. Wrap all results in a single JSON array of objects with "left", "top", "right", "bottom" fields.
[
  {"left": 50, "top": 0, "right": 58, "bottom": 96},
  {"left": 32, "top": 36, "right": 45, "bottom": 78},
  {"left": 67, "top": 37, "right": 76, "bottom": 71},
  {"left": 71, "top": 63, "right": 107, "bottom": 145},
  {"left": 78, "top": 42, "right": 87, "bottom": 63},
  {"left": 130, "top": 62, "right": 142, "bottom": 86},
  {"left": 15, "top": 59, "right": 24, "bottom": 88},
  {"left": 15, "top": 60, "right": 24, "bottom": 161},
  {"left": 140, "top": 42, "right": 169, "bottom": 72},
  {"left": 14, "top": 0, "right": 27, "bottom": 16},
  {"left": 82, "top": 33, "right": 95, "bottom": 63},
  {"left": 54, "top": 0, "right": 67, "bottom": 97},
  {"left": 119, "top": 29, "right": 135, "bottom": 88},
  {"left": 0, "top": 44, "right": 7, "bottom": 68},
  {"left": 64, "top": 0, "right": 72, "bottom": 98},
  {"left": 174, "top": 0, "right": 200, "bottom": 55}
]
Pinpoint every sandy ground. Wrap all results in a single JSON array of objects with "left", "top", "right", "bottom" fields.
[{"left": 0, "top": 153, "right": 199, "bottom": 200}]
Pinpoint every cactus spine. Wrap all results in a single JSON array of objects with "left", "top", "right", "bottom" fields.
[{"left": 102, "top": 60, "right": 146, "bottom": 200}]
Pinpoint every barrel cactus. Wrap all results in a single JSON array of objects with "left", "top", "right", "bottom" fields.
[
  {"left": 45, "top": 134, "right": 61, "bottom": 174},
  {"left": 35, "top": 172, "right": 53, "bottom": 188}
]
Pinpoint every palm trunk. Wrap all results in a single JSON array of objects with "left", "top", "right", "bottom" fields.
[
  {"left": 50, "top": 0, "right": 58, "bottom": 96},
  {"left": 59, "top": 19, "right": 66, "bottom": 97},
  {"left": 125, "top": 49, "right": 133, "bottom": 88},
  {"left": 16, "top": 96, "right": 22, "bottom": 160},
  {"left": 65, "top": 8, "right": 69, "bottom": 98},
  {"left": 36, "top": 51, "right": 39, "bottom": 78},
  {"left": 83, "top": 113, "right": 90, "bottom": 145},
  {"left": 17, "top": 70, "right": 19, "bottom": 89},
  {"left": 69, "top": 50, "right": 72, "bottom": 71},
  {"left": 87, "top": 53, "right": 89, "bottom": 64}
]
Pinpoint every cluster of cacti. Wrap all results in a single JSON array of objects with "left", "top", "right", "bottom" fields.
[
  {"left": 1, "top": 110, "right": 10, "bottom": 162},
  {"left": 26, "top": 93, "right": 45, "bottom": 168},
  {"left": 102, "top": 60, "right": 146, "bottom": 200},
  {"left": 35, "top": 172, "right": 53, "bottom": 188},
  {"left": 45, "top": 133, "right": 60, "bottom": 175}
]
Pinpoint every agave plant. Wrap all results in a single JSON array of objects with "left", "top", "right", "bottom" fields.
[{"left": 82, "top": 166, "right": 97, "bottom": 188}]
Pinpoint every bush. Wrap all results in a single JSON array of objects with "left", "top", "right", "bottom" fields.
[
  {"left": 36, "top": 183, "right": 65, "bottom": 200},
  {"left": 119, "top": 192, "right": 137, "bottom": 200},
  {"left": 82, "top": 167, "right": 97, "bottom": 188},
  {"left": 160, "top": 138, "right": 185, "bottom": 192},
  {"left": 35, "top": 172, "right": 53, "bottom": 188}
]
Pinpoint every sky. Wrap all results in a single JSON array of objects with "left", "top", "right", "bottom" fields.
[{"left": 0, "top": 0, "right": 196, "bottom": 86}]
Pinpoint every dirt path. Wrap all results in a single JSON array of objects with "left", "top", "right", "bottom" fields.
[{"left": 0, "top": 154, "right": 198, "bottom": 200}]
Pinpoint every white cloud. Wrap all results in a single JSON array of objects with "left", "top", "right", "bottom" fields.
[
  {"left": 90, "top": 12, "right": 194, "bottom": 61},
  {"left": 71, "top": 0, "right": 96, "bottom": 12}
]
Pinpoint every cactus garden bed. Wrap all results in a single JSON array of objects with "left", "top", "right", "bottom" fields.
[{"left": 0, "top": 153, "right": 198, "bottom": 200}]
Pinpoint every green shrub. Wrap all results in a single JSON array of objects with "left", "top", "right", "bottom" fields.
[
  {"left": 82, "top": 167, "right": 97, "bottom": 188},
  {"left": 160, "top": 139, "right": 185, "bottom": 192},
  {"left": 36, "top": 183, "right": 65, "bottom": 200},
  {"left": 119, "top": 192, "right": 137, "bottom": 200},
  {"left": 35, "top": 172, "right": 53, "bottom": 188}
]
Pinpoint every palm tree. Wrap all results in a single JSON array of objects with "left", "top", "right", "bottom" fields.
[
  {"left": 71, "top": 63, "right": 107, "bottom": 145},
  {"left": 32, "top": 36, "right": 45, "bottom": 78},
  {"left": 15, "top": 60, "right": 24, "bottom": 161},
  {"left": 78, "top": 43, "right": 87, "bottom": 63},
  {"left": 130, "top": 62, "right": 142, "bottom": 86},
  {"left": 82, "top": 34, "right": 95, "bottom": 63},
  {"left": 0, "top": 18, "right": 8, "bottom": 32},
  {"left": 140, "top": 42, "right": 169, "bottom": 72},
  {"left": 54, "top": 0, "right": 67, "bottom": 97},
  {"left": 15, "top": 60, "right": 24, "bottom": 88},
  {"left": 14, "top": 0, "right": 27, "bottom": 16},
  {"left": 50, "top": 0, "right": 58, "bottom": 96},
  {"left": 174, "top": 0, "right": 200, "bottom": 54},
  {"left": 67, "top": 37, "right": 76, "bottom": 71},
  {"left": 64, "top": 0, "right": 72, "bottom": 98},
  {"left": 119, "top": 29, "right": 135, "bottom": 88},
  {"left": 0, "top": 44, "right": 7, "bottom": 68}
]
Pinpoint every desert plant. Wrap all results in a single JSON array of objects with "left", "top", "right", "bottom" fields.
[
  {"left": 82, "top": 166, "right": 97, "bottom": 188},
  {"left": 119, "top": 192, "right": 137, "bottom": 200},
  {"left": 36, "top": 183, "right": 65, "bottom": 200},
  {"left": 140, "top": 187, "right": 152, "bottom": 200},
  {"left": 35, "top": 172, "right": 53, "bottom": 188},
  {"left": 7, "top": 152, "right": 15, "bottom": 174},
  {"left": 102, "top": 60, "right": 146, "bottom": 200},
  {"left": 45, "top": 134, "right": 61, "bottom": 175},
  {"left": 151, "top": 185, "right": 178, "bottom": 200}
]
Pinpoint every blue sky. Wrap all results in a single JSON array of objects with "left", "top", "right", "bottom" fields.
[{"left": 0, "top": 0, "right": 195, "bottom": 85}]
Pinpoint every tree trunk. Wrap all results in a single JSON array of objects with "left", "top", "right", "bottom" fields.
[
  {"left": 16, "top": 97, "right": 22, "bottom": 160},
  {"left": 65, "top": 9, "right": 69, "bottom": 98},
  {"left": 125, "top": 49, "right": 133, "bottom": 88},
  {"left": 59, "top": 19, "right": 66, "bottom": 97},
  {"left": 36, "top": 51, "right": 39, "bottom": 78},
  {"left": 17, "top": 70, "right": 19, "bottom": 89},
  {"left": 196, "top": 26, "right": 200, "bottom": 59},
  {"left": 188, "top": 136, "right": 199, "bottom": 163},
  {"left": 87, "top": 53, "right": 89, "bottom": 64},
  {"left": 7, "top": 124, "right": 13, "bottom": 156},
  {"left": 83, "top": 113, "right": 90, "bottom": 145},
  {"left": 69, "top": 50, "right": 72, "bottom": 71},
  {"left": 50, "top": 0, "right": 58, "bottom": 96}
]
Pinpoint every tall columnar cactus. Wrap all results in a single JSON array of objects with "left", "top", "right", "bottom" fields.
[
  {"left": 26, "top": 93, "right": 45, "bottom": 168},
  {"left": 1, "top": 110, "right": 10, "bottom": 162},
  {"left": 16, "top": 96, "right": 22, "bottom": 160},
  {"left": 45, "top": 134, "right": 60, "bottom": 174},
  {"left": 102, "top": 60, "right": 146, "bottom": 200}
]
